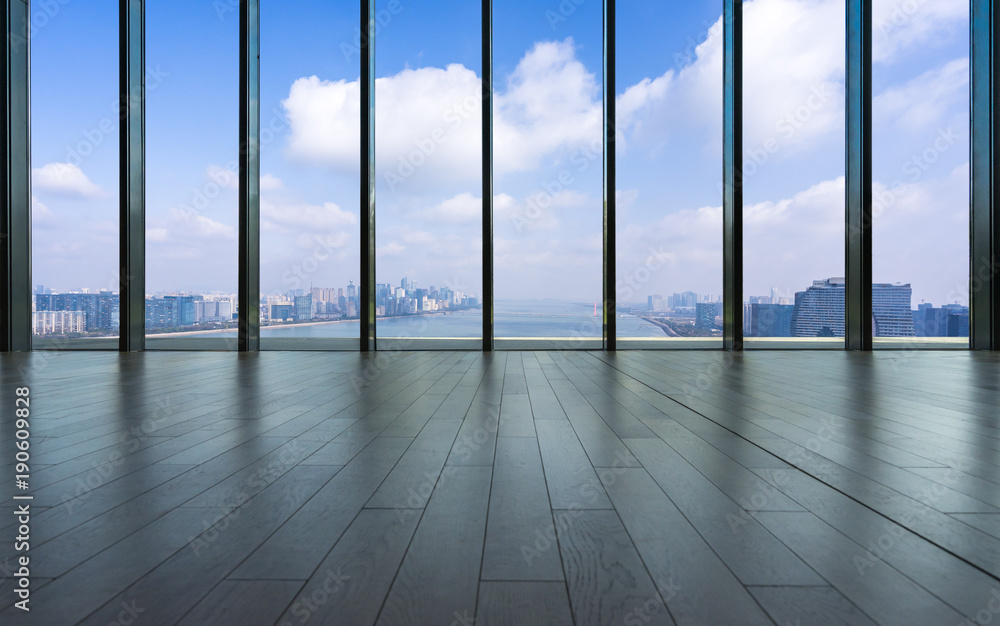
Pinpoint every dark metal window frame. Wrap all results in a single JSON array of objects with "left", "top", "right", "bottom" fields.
[
  {"left": 971, "top": 0, "right": 999, "bottom": 350},
  {"left": 845, "top": 0, "right": 872, "bottom": 351},
  {"left": 119, "top": 0, "right": 145, "bottom": 351},
  {"left": 2, "top": 0, "right": 31, "bottom": 352},
  {"left": 3, "top": 0, "right": 998, "bottom": 353},
  {"left": 482, "top": 0, "right": 494, "bottom": 352},
  {"left": 237, "top": 0, "right": 260, "bottom": 352},
  {"left": 603, "top": 0, "right": 617, "bottom": 351},
  {"left": 723, "top": 0, "right": 743, "bottom": 351}
]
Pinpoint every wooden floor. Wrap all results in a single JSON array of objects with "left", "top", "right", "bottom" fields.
[{"left": 0, "top": 350, "right": 998, "bottom": 625}]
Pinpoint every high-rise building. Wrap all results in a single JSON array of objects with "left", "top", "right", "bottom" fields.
[
  {"left": 35, "top": 292, "right": 120, "bottom": 333},
  {"left": 947, "top": 310, "right": 969, "bottom": 337},
  {"left": 33, "top": 310, "right": 86, "bottom": 335},
  {"left": 194, "top": 300, "right": 233, "bottom": 323},
  {"left": 695, "top": 302, "right": 717, "bottom": 330},
  {"left": 748, "top": 303, "right": 795, "bottom": 337},
  {"left": 872, "top": 283, "right": 915, "bottom": 336},
  {"left": 270, "top": 303, "right": 293, "bottom": 321},
  {"left": 294, "top": 294, "right": 313, "bottom": 321},
  {"left": 145, "top": 295, "right": 200, "bottom": 329},
  {"left": 913, "top": 303, "right": 969, "bottom": 337},
  {"left": 790, "top": 279, "right": 847, "bottom": 337},
  {"left": 790, "top": 278, "right": 915, "bottom": 337}
]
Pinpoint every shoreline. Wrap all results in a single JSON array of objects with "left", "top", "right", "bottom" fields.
[{"left": 150, "top": 311, "right": 481, "bottom": 337}]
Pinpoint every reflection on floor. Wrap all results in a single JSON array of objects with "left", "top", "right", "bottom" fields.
[{"left": 0, "top": 349, "right": 997, "bottom": 625}]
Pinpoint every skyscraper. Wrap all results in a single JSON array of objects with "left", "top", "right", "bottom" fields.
[
  {"left": 294, "top": 294, "right": 314, "bottom": 321},
  {"left": 790, "top": 278, "right": 915, "bottom": 337},
  {"left": 748, "top": 303, "right": 795, "bottom": 337},
  {"left": 872, "top": 283, "right": 915, "bottom": 337},
  {"left": 790, "top": 279, "right": 846, "bottom": 337},
  {"left": 35, "top": 292, "right": 120, "bottom": 332},
  {"left": 695, "top": 303, "right": 717, "bottom": 330}
]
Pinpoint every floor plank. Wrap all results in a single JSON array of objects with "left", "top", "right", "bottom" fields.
[{"left": 1, "top": 349, "right": 997, "bottom": 625}]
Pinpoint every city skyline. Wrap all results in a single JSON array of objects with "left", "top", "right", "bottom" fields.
[
  {"left": 29, "top": 0, "right": 970, "bottom": 313},
  {"left": 32, "top": 271, "right": 968, "bottom": 340}
]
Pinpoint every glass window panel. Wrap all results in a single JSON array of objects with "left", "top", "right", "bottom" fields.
[
  {"left": 872, "top": 0, "right": 969, "bottom": 348},
  {"left": 615, "top": 0, "right": 723, "bottom": 348},
  {"left": 31, "top": 0, "right": 119, "bottom": 349},
  {"left": 493, "top": 0, "right": 603, "bottom": 349},
  {"left": 259, "top": 0, "right": 361, "bottom": 350},
  {"left": 145, "top": 0, "right": 239, "bottom": 349},
  {"left": 373, "top": 0, "right": 483, "bottom": 350},
  {"left": 743, "top": 0, "right": 846, "bottom": 348}
]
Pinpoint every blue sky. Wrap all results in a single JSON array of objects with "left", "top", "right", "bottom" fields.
[{"left": 30, "top": 0, "right": 972, "bottom": 317}]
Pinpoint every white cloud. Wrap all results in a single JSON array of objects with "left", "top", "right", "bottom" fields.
[
  {"left": 261, "top": 196, "right": 357, "bottom": 235},
  {"left": 419, "top": 192, "right": 481, "bottom": 224},
  {"left": 493, "top": 39, "right": 603, "bottom": 175},
  {"left": 282, "top": 39, "right": 601, "bottom": 190},
  {"left": 31, "top": 196, "right": 55, "bottom": 226},
  {"left": 613, "top": 0, "right": 846, "bottom": 163},
  {"left": 378, "top": 241, "right": 405, "bottom": 256},
  {"left": 283, "top": 75, "right": 361, "bottom": 172},
  {"left": 402, "top": 230, "right": 436, "bottom": 246},
  {"left": 148, "top": 207, "right": 237, "bottom": 244},
  {"left": 874, "top": 57, "right": 969, "bottom": 132},
  {"left": 742, "top": 0, "right": 846, "bottom": 155},
  {"left": 872, "top": 0, "right": 968, "bottom": 64},
  {"left": 873, "top": 162, "right": 970, "bottom": 305},
  {"left": 32, "top": 163, "right": 104, "bottom": 198},
  {"left": 261, "top": 173, "right": 284, "bottom": 191},
  {"left": 206, "top": 165, "right": 239, "bottom": 190}
]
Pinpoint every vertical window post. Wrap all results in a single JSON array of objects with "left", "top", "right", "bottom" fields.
[
  {"left": 482, "top": 0, "right": 494, "bottom": 352},
  {"left": 2, "top": 0, "right": 31, "bottom": 352},
  {"left": 360, "top": 0, "right": 376, "bottom": 352},
  {"left": 238, "top": 0, "right": 261, "bottom": 352},
  {"left": 971, "top": 0, "right": 999, "bottom": 350},
  {"left": 120, "top": 0, "right": 146, "bottom": 352},
  {"left": 603, "top": 0, "right": 616, "bottom": 351},
  {"left": 723, "top": 0, "right": 744, "bottom": 351},
  {"left": 845, "top": 0, "right": 872, "bottom": 351}
]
